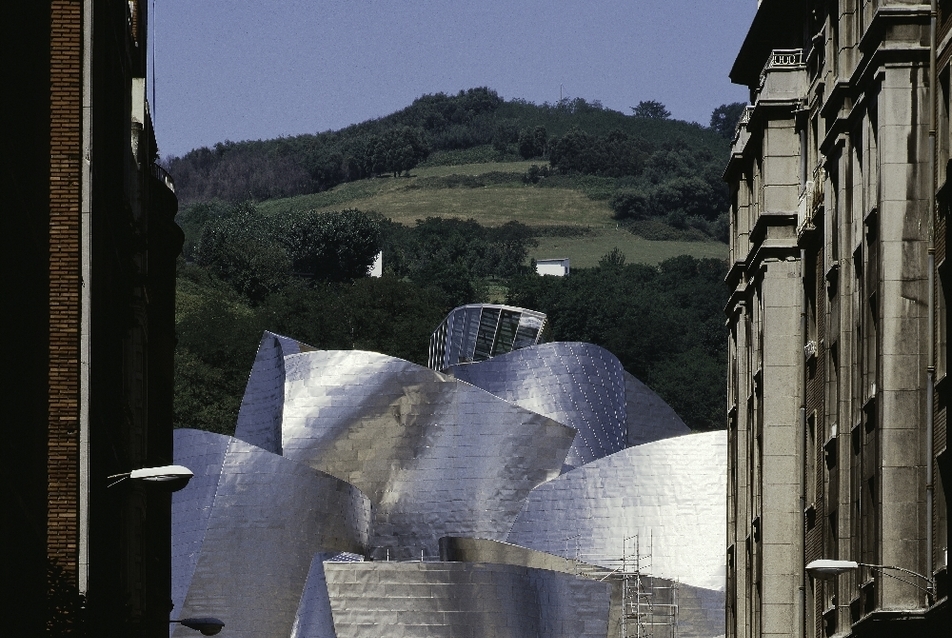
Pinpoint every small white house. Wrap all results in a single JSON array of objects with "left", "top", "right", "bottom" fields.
[
  {"left": 535, "top": 258, "right": 570, "bottom": 277},
  {"left": 369, "top": 251, "right": 383, "bottom": 277}
]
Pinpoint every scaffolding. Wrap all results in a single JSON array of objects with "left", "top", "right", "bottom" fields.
[{"left": 574, "top": 534, "right": 679, "bottom": 638}]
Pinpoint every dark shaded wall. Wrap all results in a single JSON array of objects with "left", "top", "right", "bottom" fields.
[
  {"left": 0, "top": 3, "right": 181, "bottom": 636},
  {"left": 0, "top": 4, "right": 52, "bottom": 637}
]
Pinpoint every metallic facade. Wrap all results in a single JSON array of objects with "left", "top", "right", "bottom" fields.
[
  {"left": 278, "top": 349, "right": 574, "bottom": 559},
  {"left": 428, "top": 304, "right": 548, "bottom": 370},
  {"left": 174, "top": 330, "right": 727, "bottom": 638},
  {"left": 234, "top": 331, "right": 306, "bottom": 455},
  {"left": 322, "top": 561, "right": 617, "bottom": 638},
  {"left": 290, "top": 552, "right": 363, "bottom": 638},
  {"left": 449, "top": 342, "right": 689, "bottom": 468},
  {"left": 171, "top": 429, "right": 371, "bottom": 638},
  {"left": 507, "top": 431, "right": 727, "bottom": 593}
]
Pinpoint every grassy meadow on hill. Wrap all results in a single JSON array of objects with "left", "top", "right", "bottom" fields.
[{"left": 255, "top": 160, "right": 727, "bottom": 268}]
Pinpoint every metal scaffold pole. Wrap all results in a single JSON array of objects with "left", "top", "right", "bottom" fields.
[{"left": 617, "top": 532, "right": 678, "bottom": 638}]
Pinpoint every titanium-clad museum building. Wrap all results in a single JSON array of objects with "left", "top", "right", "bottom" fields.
[{"left": 171, "top": 310, "right": 728, "bottom": 638}]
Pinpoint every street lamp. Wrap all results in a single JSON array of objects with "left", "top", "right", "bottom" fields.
[
  {"left": 805, "top": 559, "right": 936, "bottom": 600},
  {"left": 106, "top": 464, "right": 193, "bottom": 491},
  {"left": 170, "top": 617, "right": 225, "bottom": 635}
]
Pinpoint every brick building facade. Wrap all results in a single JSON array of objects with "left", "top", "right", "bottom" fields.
[
  {"left": 725, "top": 2, "right": 950, "bottom": 638},
  {"left": 1, "top": 2, "right": 181, "bottom": 636}
]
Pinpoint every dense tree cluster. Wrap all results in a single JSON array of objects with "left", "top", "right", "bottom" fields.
[
  {"left": 544, "top": 128, "right": 728, "bottom": 238},
  {"left": 382, "top": 217, "right": 538, "bottom": 306},
  {"left": 166, "top": 88, "right": 505, "bottom": 204},
  {"left": 517, "top": 125, "right": 549, "bottom": 159},
  {"left": 631, "top": 100, "right": 671, "bottom": 119},
  {"left": 709, "top": 102, "right": 747, "bottom": 139},
  {"left": 193, "top": 203, "right": 382, "bottom": 300},
  {"left": 548, "top": 128, "right": 649, "bottom": 177}
]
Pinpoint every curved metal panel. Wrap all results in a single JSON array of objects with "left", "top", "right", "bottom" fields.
[
  {"left": 290, "top": 552, "right": 363, "bottom": 638},
  {"left": 323, "top": 561, "right": 617, "bottom": 638},
  {"left": 234, "top": 331, "right": 308, "bottom": 453},
  {"left": 171, "top": 430, "right": 372, "bottom": 638},
  {"left": 279, "top": 350, "right": 576, "bottom": 560},
  {"left": 449, "top": 342, "right": 689, "bottom": 469},
  {"left": 170, "top": 429, "right": 231, "bottom": 617},
  {"left": 622, "top": 370, "right": 691, "bottom": 447},
  {"left": 507, "top": 431, "right": 727, "bottom": 592}
]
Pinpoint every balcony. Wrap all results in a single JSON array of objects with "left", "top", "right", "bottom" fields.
[{"left": 755, "top": 49, "right": 806, "bottom": 104}]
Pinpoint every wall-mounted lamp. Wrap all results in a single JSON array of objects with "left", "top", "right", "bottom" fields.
[
  {"left": 170, "top": 617, "right": 225, "bottom": 635},
  {"left": 805, "top": 559, "right": 935, "bottom": 600},
  {"left": 107, "top": 464, "right": 193, "bottom": 491}
]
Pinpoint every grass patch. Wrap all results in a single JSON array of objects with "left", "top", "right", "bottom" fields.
[
  {"left": 258, "top": 162, "right": 612, "bottom": 228},
  {"left": 257, "top": 161, "right": 543, "bottom": 218},
  {"left": 411, "top": 161, "right": 539, "bottom": 178},
  {"left": 536, "top": 174, "right": 617, "bottom": 200},
  {"left": 410, "top": 171, "right": 524, "bottom": 189},
  {"left": 255, "top": 160, "right": 728, "bottom": 266},
  {"left": 531, "top": 227, "right": 727, "bottom": 268}
]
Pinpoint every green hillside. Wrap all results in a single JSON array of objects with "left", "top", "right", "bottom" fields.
[{"left": 254, "top": 159, "right": 726, "bottom": 267}]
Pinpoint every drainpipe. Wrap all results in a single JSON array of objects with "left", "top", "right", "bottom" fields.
[
  {"left": 927, "top": 0, "right": 937, "bottom": 604},
  {"left": 800, "top": 248, "right": 808, "bottom": 638},
  {"left": 78, "top": 0, "right": 94, "bottom": 594}
]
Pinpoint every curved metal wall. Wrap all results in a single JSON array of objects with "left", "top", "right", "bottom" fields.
[
  {"left": 277, "top": 349, "right": 576, "bottom": 560},
  {"left": 171, "top": 429, "right": 371, "bottom": 638},
  {"left": 449, "top": 342, "right": 689, "bottom": 468},
  {"left": 290, "top": 552, "right": 363, "bottom": 638},
  {"left": 507, "top": 431, "right": 727, "bottom": 593},
  {"left": 234, "top": 330, "right": 306, "bottom": 454},
  {"left": 174, "top": 331, "right": 726, "bottom": 637},
  {"left": 622, "top": 370, "right": 691, "bottom": 447}
]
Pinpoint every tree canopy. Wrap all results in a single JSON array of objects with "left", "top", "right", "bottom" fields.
[
  {"left": 710, "top": 102, "right": 747, "bottom": 139},
  {"left": 194, "top": 204, "right": 382, "bottom": 300},
  {"left": 631, "top": 100, "right": 671, "bottom": 119},
  {"left": 164, "top": 89, "right": 731, "bottom": 212}
]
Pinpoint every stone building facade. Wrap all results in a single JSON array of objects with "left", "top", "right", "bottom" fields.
[
  {"left": 0, "top": 2, "right": 180, "bottom": 636},
  {"left": 725, "top": 2, "right": 951, "bottom": 637}
]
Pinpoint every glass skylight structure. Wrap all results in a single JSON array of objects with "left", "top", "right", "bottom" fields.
[{"left": 427, "top": 304, "right": 549, "bottom": 371}]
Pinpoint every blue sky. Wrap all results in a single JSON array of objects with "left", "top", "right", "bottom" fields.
[{"left": 151, "top": 1, "right": 757, "bottom": 158}]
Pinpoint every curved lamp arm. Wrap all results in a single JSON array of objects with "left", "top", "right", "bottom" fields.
[
  {"left": 805, "top": 559, "right": 935, "bottom": 599},
  {"left": 170, "top": 617, "right": 224, "bottom": 636}
]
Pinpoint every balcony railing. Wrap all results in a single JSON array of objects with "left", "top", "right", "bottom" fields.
[
  {"left": 151, "top": 163, "right": 175, "bottom": 193},
  {"left": 768, "top": 49, "right": 804, "bottom": 69}
]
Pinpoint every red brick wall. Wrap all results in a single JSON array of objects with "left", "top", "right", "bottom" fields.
[{"left": 48, "top": 0, "right": 82, "bottom": 573}]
